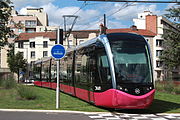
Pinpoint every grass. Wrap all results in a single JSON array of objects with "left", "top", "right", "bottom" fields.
[
  {"left": 0, "top": 86, "right": 179, "bottom": 113},
  {"left": 0, "top": 86, "right": 107, "bottom": 112}
]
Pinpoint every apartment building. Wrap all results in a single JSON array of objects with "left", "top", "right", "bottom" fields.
[
  {"left": 133, "top": 11, "right": 176, "bottom": 81},
  {"left": 0, "top": 7, "right": 58, "bottom": 78}
]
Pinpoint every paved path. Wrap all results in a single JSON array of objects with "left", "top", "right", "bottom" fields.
[{"left": 0, "top": 109, "right": 179, "bottom": 120}]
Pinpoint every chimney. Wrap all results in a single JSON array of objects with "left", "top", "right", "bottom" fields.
[
  {"left": 146, "top": 15, "right": 157, "bottom": 34},
  {"left": 130, "top": 25, "right": 138, "bottom": 31},
  {"left": 99, "top": 23, "right": 107, "bottom": 35}
]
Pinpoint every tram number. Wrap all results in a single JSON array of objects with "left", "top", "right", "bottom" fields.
[{"left": 95, "top": 86, "right": 101, "bottom": 91}]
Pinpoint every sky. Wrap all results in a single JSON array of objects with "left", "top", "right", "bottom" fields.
[{"left": 10, "top": 0, "right": 177, "bottom": 30}]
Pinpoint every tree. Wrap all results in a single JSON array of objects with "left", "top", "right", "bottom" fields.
[
  {"left": 0, "top": 0, "right": 12, "bottom": 47},
  {"left": 7, "top": 47, "right": 27, "bottom": 83},
  {"left": 160, "top": 6, "right": 180, "bottom": 80},
  {"left": 161, "top": 6, "right": 180, "bottom": 69}
]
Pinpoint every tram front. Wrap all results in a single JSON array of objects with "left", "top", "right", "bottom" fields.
[{"left": 108, "top": 33, "right": 155, "bottom": 109}]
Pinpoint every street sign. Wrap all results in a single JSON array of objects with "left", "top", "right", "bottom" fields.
[{"left": 51, "top": 44, "right": 66, "bottom": 59}]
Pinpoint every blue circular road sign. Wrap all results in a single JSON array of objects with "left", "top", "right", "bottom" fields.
[{"left": 51, "top": 44, "right": 66, "bottom": 59}]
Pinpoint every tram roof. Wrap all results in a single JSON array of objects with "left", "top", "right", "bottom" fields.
[{"left": 34, "top": 57, "right": 51, "bottom": 64}]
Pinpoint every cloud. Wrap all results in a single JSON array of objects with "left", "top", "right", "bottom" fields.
[
  {"left": 110, "top": 3, "right": 160, "bottom": 21},
  {"left": 11, "top": 0, "right": 55, "bottom": 9},
  {"left": 16, "top": 2, "right": 163, "bottom": 30},
  {"left": 41, "top": 3, "right": 100, "bottom": 30}
]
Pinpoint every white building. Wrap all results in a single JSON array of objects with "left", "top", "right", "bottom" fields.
[
  {"left": 14, "top": 32, "right": 56, "bottom": 63},
  {"left": 0, "top": 7, "right": 58, "bottom": 79},
  {"left": 133, "top": 11, "right": 177, "bottom": 81}
]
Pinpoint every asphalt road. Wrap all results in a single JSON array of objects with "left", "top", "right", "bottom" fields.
[
  {"left": 0, "top": 111, "right": 92, "bottom": 120},
  {"left": 0, "top": 110, "right": 180, "bottom": 120}
]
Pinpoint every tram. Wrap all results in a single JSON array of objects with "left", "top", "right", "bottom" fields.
[{"left": 33, "top": 33, "right": 155, "bottom": 109}]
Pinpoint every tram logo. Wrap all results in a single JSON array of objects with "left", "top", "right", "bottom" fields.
[
  {"left": 135, "top": 88, "right": 140, "bottom": 94},
  {"left": 95, "top": 86, "right": 101, "bottom": 91}
]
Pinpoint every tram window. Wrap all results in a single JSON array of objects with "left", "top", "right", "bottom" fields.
[
  {"left": 41, "top": 62, "right": 50, "bottom": 82},
  {"left": 80, "top": 54, "right": 88, "bottom": 83},
  {"left": 34, "top": 65, "right": 41, "bottom": 81},
  {"left": 51, "top": 60, "right": 57, "bottom": 82},
  {"left": 97, "top": 52, "right": 111, "bottom": 84},
  {"left": 111, "top": 41, "right": 152, "bottom": 84},
  {"left": 60, "top": 58, "right": 67, "bottom": 82}
]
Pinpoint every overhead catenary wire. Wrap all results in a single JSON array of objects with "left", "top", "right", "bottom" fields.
[{"left": 77, "top": 2, "right": 134, "bottom": 30}]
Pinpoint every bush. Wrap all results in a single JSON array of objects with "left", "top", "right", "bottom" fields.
[
  {"left": 2, "top": 76, "right": 16, "bottom": 89},
  {"left": 17, "top": 85, "right": 37, "bottom": 100},
  {"left": 155, "top": 81, "right": 180, "bottom": 94},
  {"left": 173, "top": 87, "right": 180, "bottom": 94},
  {"left": 0, "top": 79, "right": 3, "bottom": 87},
  {"left": 155, "top": 81, "right": 164, "bottom": 91},
  {"left": 163, "top": 82, "right": 175, "bottom": 93}
]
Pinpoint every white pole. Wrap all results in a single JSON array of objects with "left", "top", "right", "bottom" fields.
[
  {"left": 56, "top": 60, "right": 60, "bottom": 109},
  {"left": 56, "top": 28, "right": 60, "bottom": 109}
]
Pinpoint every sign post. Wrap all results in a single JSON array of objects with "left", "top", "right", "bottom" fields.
[{"left": 51, "top": 29, "right": 65, "bottom": 109}]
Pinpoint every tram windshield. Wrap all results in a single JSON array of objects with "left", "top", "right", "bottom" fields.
[{"left": 110, "top": 39, "right": 152, "bottom": 84}]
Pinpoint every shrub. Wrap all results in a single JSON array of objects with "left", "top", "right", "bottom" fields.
[
  {"left": 163, "top": 81, "right": 175, "bottom": 93},
  {"left": 155, "top": 81, "right": 164, "bottom": 91},
  {"left": 17, "top": 85, "right": 37, "bottom": 100},
  {"left": 0, "top": 79, "right": 3, "bottom": 87},
  {"left": 173, "top": 86, "right": 180, "bottom": 94},
  {"left": 2, "top": 76, "right": 16, "bottom": 89}
]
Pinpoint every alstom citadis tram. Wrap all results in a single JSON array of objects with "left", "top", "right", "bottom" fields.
[{"left": 33, "top": 33, "right": 155, "bottom": 109}]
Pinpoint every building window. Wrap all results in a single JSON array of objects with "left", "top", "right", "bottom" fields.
[
  {"left": 26, "top": 28, "right": 35, "bottom": 33},
  {"left": 156, "top": 50, "right": 163, "bottom": 57},
  {"left": 43, "top": 41, "right": 48, "bottom": 48},
  {"left": 156, "top": 61, "right": 163, "bottom": 68},
  {"left": 25, "top": 20, "right": 36, "bottom": 27},
  {"left": 156, "top": 39, "right": 163, "bottom": 47},
  {"left": 79, "top": 40, "right": 84, "bottom": 45},
  {"left": 30, "top": 42, "right": 35, "bottom": 48},
  {"left": 43, "top": 51, "right": 48, "bottom": 57},
  {"left": 18, "top": 42, "right": 24, "bottom": 48},
  {"left": 18, "top": 29, "right": 23, "bottom": 33},
  {"left": 31, "top": 51, "right": 35, "bottom": 58}
]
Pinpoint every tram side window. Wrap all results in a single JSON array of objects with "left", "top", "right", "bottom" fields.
[
  {"left": 34, "top": 64, "right": 41, "bottom": 81},
  {"left": 60, "top": 58, "right": 67, "bottom": 83},
  {"left": 67, "top": 55, "right": 73, "bottom": 82},
  {"left": 80, "top": 54, "right": 88, "bottom": 83},
  {"left": 97, "top": 53, "right": 111, "bottom": 84},
  {"left": 51, "top": 60, "right": 57, "bottom": 82},
  {"left": 41, "top": 62, "right": 50, "bottom": 82},
  {"left": 75, "top": 51, "right": 88, "bottom": 84}
]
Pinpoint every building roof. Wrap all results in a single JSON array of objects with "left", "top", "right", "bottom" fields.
[
  {"left": 15, "top": 32, "right": 56, "bottom": 41},
  {"left": 15, "top": 28, "right": 156, "bottom": 41},
  {"left": 106, "top": 28, "right": 156, "bottom": 36}
]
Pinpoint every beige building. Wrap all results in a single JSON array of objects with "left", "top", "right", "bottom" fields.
[
  {"left": 133, "top": 11, "right": 177, "bottom": 81},
  {"left": 0, "top": 7, "right": 58, "bottom": 78}
]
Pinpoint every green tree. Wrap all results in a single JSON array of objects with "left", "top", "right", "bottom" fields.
[
  {"left": 7, "top": 46, "right": 27, "bottom": 83},
  {"left": 0, "top": 0, "right": 12, "bottom": 46},
  {"left": 161, "top": 7, "right": 180, "bottom": 69},
  {"left": 161, "top": 6, "right": 180, "bottom": 80}
]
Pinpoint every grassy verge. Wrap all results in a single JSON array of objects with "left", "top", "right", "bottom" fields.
[
  {"left": 0, "top": 86, "right": 107, "bottom": 112},
  {"left": 0, "top": 86, "right": 179, "bottom": 113}
]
